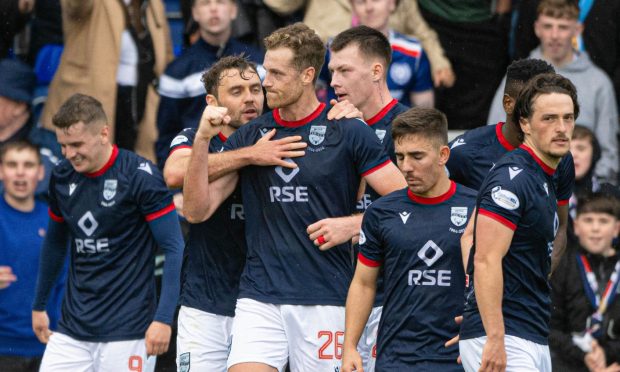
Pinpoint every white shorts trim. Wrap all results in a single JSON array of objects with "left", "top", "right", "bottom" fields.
[
  {"left": 459, "top": 335, "right": 551, "bottom": 372},
  {"left": 357, "top": 306, "right": 381, "bottom": 372},
  {"left": 227, "top": 298, "right": 346, "bottom": 372}
]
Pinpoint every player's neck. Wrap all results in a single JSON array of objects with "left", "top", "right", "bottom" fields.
[
  {"left": 277, "top": 91, "right": 321, "bottom": 122},
  {"left": 501, "top": 120, "right": 522, "bottom": 148},
  {"left": 362, "top": 87, "right": 394, "bottom": 122},
  {"left": 3, "top": 193, "right": 35, "bottom": 213},
  {"left": 522, "top": 138, "right": 560, "bottom": 169},
  {"left": 201, "top": 28, "right": 232, "bottom": 48},
  {"left": 91, "top": 145, "right": 115, "bottom": 174},
  {"left": 412, "top": 174, "right": 452, "bottom": 199},
  {"left": 221, "top": 124, "right": 235, "bottom": 138}
]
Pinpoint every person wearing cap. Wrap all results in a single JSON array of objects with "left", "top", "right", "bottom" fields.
[{"left": 0, "top": 58, "right": 61, "bottom": 200}]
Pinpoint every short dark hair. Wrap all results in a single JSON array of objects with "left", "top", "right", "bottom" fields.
[
  {"left": 52, "top": 93, "right": 107, "bottom": 129},
  {"left": 330, "top": 26, "right": 392, "bottom": 69},
  {"left": 577, "top": 192, "right": 620, "bottom": 219},
  {"left": 504, "top": 59, "right": 555, "bottom": 98},
  {"left": 392, "top": 107, "right": 448, "bottom": 147},
  {"left": 263, "top": 23, "right": 325, "bottom": 83},
  {"left": 572, "top": 124, "right": 601, "bottom": 168},
  {"left": 0, "top": 140, "right": 41, "bottom": 164},
  {"left": 538, "top": 0, "right": 579, "bottom": 20},
  {"left": 201, "top": 55, "right": 258, "bottom": 97},
  {"left": 512, "top": 73, "right": 580, "bottom": 140}
]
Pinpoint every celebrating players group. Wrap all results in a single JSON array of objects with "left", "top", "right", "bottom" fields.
[{"left": 32, "top": 22, "right": 579, "bottom": 372}]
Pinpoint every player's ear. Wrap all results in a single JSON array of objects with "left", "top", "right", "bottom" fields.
[
  {"left": 301, "top": 66, "right": 316, "bottom": 86},
  {"left": 519, "top": 117, "right": 531, "bottom": 136},
  {"left": 502, "top": 94, "right": 515, "bottom": 115},
  {"left": 206, "top": 94, "right": 219, "bottom": 106},
  {"left": 438, "top": 145, "right": 450, "bottom": 165},
  {"left": 99, "top": 124, "right": 110, "bottom": 144},
  {"left": 372, "top": 62, "right": 384, "bottom": 83}
]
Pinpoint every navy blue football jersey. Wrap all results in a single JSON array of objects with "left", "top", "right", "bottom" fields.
[
  {"left": 460, "top": 145, "right": 560, "bottom": 345},
  {"left": 47, "top": 146, "right": 175, "bottom": 341},
  {"left": 169, "top": 129, "right": 246, "bottom": 317},
  {"left": 224, "top": 103, "right": 390, "bottom": 305},
  {"left": 359, "top": 182, "right": 476, "bottom": 368},
  {"left": 446, "top": 122, "right": 574, "bottom": 206},
  {"left": 356, "top": 99, "right": 409, "bottom": 212}
]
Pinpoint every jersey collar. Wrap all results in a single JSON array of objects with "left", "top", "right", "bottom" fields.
[
  {"left": 366, "top": 99, "right": 398, "bottom": 126},
  {"left": 273, "top": 103, "right": 325, "bottom": 128},
  {"left": 496, "top": 122, "right": 516, "bottom": 151},
  {"left": 407, "top": 180, "right": 456, "bottom": 205},
  {"left": 519, "top": 144, "right": 556, "bottom": 176},
  {"left": 217, "top": 132, "right": 228, "bottom": 142},
  {"left": 85, "top": 145, "right": 118, "bottom": 178}
]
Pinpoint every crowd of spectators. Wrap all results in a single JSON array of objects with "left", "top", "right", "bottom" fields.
[{"left": 1, "top": 0, "right": 619, "bottom": 371}]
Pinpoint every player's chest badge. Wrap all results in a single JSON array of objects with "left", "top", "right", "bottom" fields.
[
  {"left": 102, "top": 179, "right": 118, "bottom": 207},
  {"left": 450, "top": 207, "right": 468, "bottom": 226},
  {"left": 309, "top": 125, "right": 327, "bottom": 146}
]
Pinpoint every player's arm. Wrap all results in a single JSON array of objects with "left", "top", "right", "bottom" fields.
[
  {"left": 32, "top": 217, "right": 70, "bottom": 344},
  {"left": 163, "top": 147, "right": 191, "bottom": 189},
  {"left": 550, "top": 203, "right": 568, "bottom": 276},
  {"left": 410, "top": 89, "right": 434, "bottom": 108},
  {"left": 342, "top": 262, "right": 380, "bottom": 372},
  {"left": 474, "top": 212, "right": 513, "bottom": 372},
  {"left": 460, "top": 208, "right": 476, "bottom": 270},
  {"left": 145, "top": 209, "right": 184, "bottom": 355},
  {"left": 308, "top": 163, "right": 406, "bottom": 250}
]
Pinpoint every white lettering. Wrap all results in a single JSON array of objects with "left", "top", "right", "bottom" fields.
[
  {"left": 75, "top": 238, "right": 110, "bottom": 254},
  {"left": 408, "top": 269, "right": 452, "bottom": 287},
  {"left": 230, "top": 204, "right": 245, "bottom": 220},
  {"left": 269, "top": 186, "right": 309, "bottom": 202},
  {"left": 356, "top": 194, "right": 372, "bottom": 210}
]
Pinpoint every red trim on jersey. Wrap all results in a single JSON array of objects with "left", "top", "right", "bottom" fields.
[
  {"left": 145, "top": 203, "right": 175, "bottom": 222},
  {"left": 361, "top": 159, "right": 391, "bottom": 177},
  {"left": 169, "top": 145, "right": 191, "bottom": 156},
  {"left": 407, "top": 180, "right": 457, "bottom": 205},
  {"left": 558, "top": 199, "right": 569, "bottom": 206},
  {"left": 85, "top": 145, "right": 119, "bottom": 178},
  {"left": 48, "top": 208, "right": 64, "bottom": 223},
  {"left": 496, "top": 122, "right": 516, "bottom": 151},
  {"left": 358, "top": 252, "right": 382, "bottom": 267},
  {"left": 519, "top": 144, "right": 556, "bottom": 175},
  {"left": 217, "top": 132, "right": 228, "bottom": 142},
  {"left": 391, "top": 45, "right": 420, "bottom": 58},
  {"left": 478, "top": 208, "right": 516, "bottom": 231},
  {"left": 366, "top": 99, "right": 398, "bottom": 126},
  {"left": 273, "top": 103, "right": 326, "bottom": 128}
]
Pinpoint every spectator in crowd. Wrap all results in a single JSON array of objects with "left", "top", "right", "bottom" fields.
[
  {"left": 0, "top": 0, "right": 34, "bottom": 58},
  {"left": 40, "top": 0, "right": 173, "bottom": 160},
  {"left": 264, "top": 0, "right": 455, "bottom": 89},
  {"left": 513, "top": 0, "right": 620, "bottom": 110},
  {"left": 0, "top": 140, "right": 65, "bottom": 372},
  {"left": 417, "top": 0, "right": 511, "bottom": 129},
  {"left": 26, "top": 0, "right": 63, "bottom": 66},
  {"left": 0, "top": 58, "right": 60, "bottom": 199},
  {"left": 155, "top": 0, "right": 263, "bottom": 168},
  {"left": 488, "top": 0, "right": 619, "bottom": 184},
  {"left": 550, "top": 193, "right": 620, "bottom": 372}
]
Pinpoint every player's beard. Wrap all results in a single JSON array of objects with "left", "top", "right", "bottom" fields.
[{"left": 266, "top": 82, "right": 304, "bottom": 109}]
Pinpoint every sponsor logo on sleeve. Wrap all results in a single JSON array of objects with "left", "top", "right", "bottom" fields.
[
  {"left": 170, "top": 135, "right": 188, "bottom": 148},
  {"left": 359, "top": 230, "right": 366, "bottom": 245},
  {"left": 491, "top": 186, "right": 520, "bottom": 210}
]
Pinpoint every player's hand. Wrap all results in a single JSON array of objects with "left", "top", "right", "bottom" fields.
[
  {"left": 145, "top": 321, "right": 172, "bottom": 356},
  {"left": 307, "top": 215, "right": 361, "bottom": 251},
  {"left": 341, "top": 346, "right": 364, "bottom": 372},
  {"left": 328, "top": 99, "right": 363, "bottom": 120},
  {"left": 433, "top": 67, "right": 456, "bottom": 88},
  {"left": 196, "top": 105, "right": 231, "bottom": 140},
  {"left": 173, "top": 193, "right": 184, "bottom": 218},
  {"left": 32, "top": 310, "right": 52, "bottom": 344},
  {"left": 585, "top": 340, "right": 606, "bottom": 372},
  {"left": 479, "top": 337, "right": 506, "bottom": 372},
  {"left": 445, "top": 316, "right": 463, "bottom": 364},
  {"left": 0, "top": 266, "right": 17, "bottom": 289},
  {"left": 249, "top": 129, "right": 307, "bottom": 167},
  {"left": 601, "top": 362, "right": 620, "bottom": 372}
]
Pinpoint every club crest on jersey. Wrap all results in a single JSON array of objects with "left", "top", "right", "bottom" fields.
[
  {"left": 450, "top": 207, "right": 468, "bottom": 227},
  {"left": 375, "top": 129, "right": 387, "bottom": 143},
  {"left": 390, "top": 62, "right": 412, "bottom": 86},
  {"left": 491, "top": 186, "right": 520, "bottom": 210},
  {"left": 309, "top": 125, "right": 327, "bottom": 146},
  {"left": 179, "top": 352, "right": 190, "bottom": 372},
  {"left": 103, "top": 179, "right": 117, "bottom": 201}
]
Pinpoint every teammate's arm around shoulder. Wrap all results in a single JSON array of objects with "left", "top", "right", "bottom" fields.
[
  {"left": 163, "top": 147, "right": 191, "bottom": 189},
  {"left": 342, "top": 262, "right": 380, "bottom": 372},
  {"left": 364, "top": 161, "right": 407, "bottom": 196}
]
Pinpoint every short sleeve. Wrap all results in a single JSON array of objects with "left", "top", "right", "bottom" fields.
[
  {"left": 358, "top": 204, "right": 384, "bottom": 267},
  {"left": 555, "top": 153, "right": 575, "bottom": 205},
  {"left": 345, "top": 119, "right": 391, "bottom": 177},
  {"left": 446, "top": 135, "right": 469, "bottom": 185},
  {"left": 47, "top": 171, "right": 64, "bottom": 222},
  {"left": 169, "top": 128, "right": 196, "bottom": 155},
  {"left": 412, "top": 51, "right": 433, "bottom": 93},
  {"left": 132, "top": 160, "right": 175, "bottom": 221},
  {"left": 477, "top": 165, "right": 526, "bottom": 231},
  {"left": 223, "top": 124, "right": 249, "bottom": 151}
]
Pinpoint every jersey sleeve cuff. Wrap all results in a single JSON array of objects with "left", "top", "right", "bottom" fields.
[
  {"left": 48, "top": 208, "right": 64, "bottom": 223},
  {"left": 478, "top": 208, "right": 516, "bottom": 231},
  {"left": 557, "top": 199, "right": 569, "bottom": 206},
  {"left": 361, "top": 159, "right": 391, "bottom": 177},
  {"left": 169, "top": 145, "right": 191, "bottom": 156},
  {"left": 145, "top": 203, "right": 176, "bottom": 222},
  {"left": 358, "top": 252, "right": 382, "bottom": 267}
]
